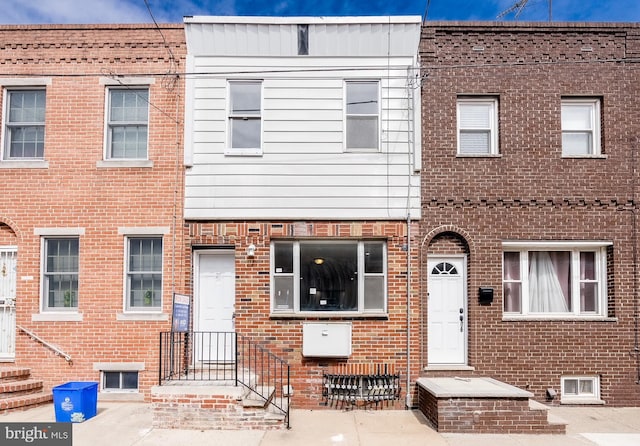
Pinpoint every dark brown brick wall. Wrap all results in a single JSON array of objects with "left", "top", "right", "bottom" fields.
[{"left": 420, "top": 22, "right": 640, "bottom": 406}]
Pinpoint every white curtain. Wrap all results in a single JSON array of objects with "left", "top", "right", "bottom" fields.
[{"left": 529, "top": 251, "right": 569, "bottom": 312}]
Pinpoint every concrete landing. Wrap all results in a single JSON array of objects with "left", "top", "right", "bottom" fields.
[{"left": 417, "top": 377, "right": 533, "bottom": 399}]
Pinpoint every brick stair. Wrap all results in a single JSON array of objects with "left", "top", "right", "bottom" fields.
[{"left": 0, "top": 367, "right": 52, "bottom": 413}]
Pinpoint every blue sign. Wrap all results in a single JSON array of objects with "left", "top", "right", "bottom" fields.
[{"left": 172, "top": 293, "right": 190, "bottom": 332}]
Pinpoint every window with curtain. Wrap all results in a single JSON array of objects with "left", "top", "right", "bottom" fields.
[
  {"left": 503, "top": 245, "right": 607, "bottom": 317},
  {"left": 457, "top": 97, "right": 499, "bottom": 155}
]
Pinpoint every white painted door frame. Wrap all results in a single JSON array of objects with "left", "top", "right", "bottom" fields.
[{"left": 427, "top": 255, "right": 468, "bottom": 366}]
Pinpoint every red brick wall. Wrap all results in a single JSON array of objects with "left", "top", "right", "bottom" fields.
[
  {"left": 185, "top": 220, "right": 421, "bottom": 409},
  {"left": 0, "top": 24, "right": 187, "bottom": 398},
  {"left": 420, "top": 23, "right": 640, "bottom": 406}
]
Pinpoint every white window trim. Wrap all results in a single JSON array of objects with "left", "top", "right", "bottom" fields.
[
  {"left": 1, "top": 86, "right": 48, "bottom": 163},
  {"left": 122, "top": 235, "right": 164, "bottom": 314},
  {"left": 270, "top": 240, "right": 388, "bottom": 316},
  {"left": 100, "top": 370, "right": 140, "bottom": 394},
  {"left": 561, "top": 98, "right": 601, "bottom": 157},
  {"left": 225, "top": 80, "right": 263, "bottom": 156},
  {"left": 502, "top": 241, "right": 610, "bottom": 319},
  {"left": 457, "top": 97, "right": 499, "bottom": 156},
  {"left": 39, "top": 236, "right": 80, "bottom": 314},
  {"left": 344, "top": 79, "right": 381, "bottom": 152},
  {"left": 103, "top": 85, "right": 151, "bottom": 161},
  {"left": 561, "top": 375, "right": 603, "bottom": 405}
]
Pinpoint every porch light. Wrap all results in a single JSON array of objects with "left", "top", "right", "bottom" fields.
[
  {"left": 247, "top": 244, "right": 256, "bottom": 257},
  {"left": 314, "top": 258, "right": 324, "bottom": 265}
]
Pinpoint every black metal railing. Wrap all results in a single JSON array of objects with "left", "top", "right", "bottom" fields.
[{"left": 159, "top": 331, "right": 290, "bottom": 428}]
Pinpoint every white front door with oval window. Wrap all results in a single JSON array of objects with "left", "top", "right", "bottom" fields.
[{"left": 427, "top": 257, "right": 467, "bottom": 365}]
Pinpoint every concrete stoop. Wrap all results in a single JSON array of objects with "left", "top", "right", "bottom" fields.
[
  {"left": 417, "top": 377, "right": 567, "bottom": 434},
  {"left": 151, "top": 383, "right": 287, "bottom": 430},
  {"left": 0, "top": 367, "right": 53, "bottom": 413}
]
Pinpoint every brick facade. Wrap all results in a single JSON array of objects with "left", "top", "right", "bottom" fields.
[
  {"left": 184, "top": 220, "right": 421, "bottom": 409},
  {"left": 0, "top": 24, "right": 186, "bottom": 399},
  {"left": 420, "top": 22, "right": 640, "bottom": 406}
]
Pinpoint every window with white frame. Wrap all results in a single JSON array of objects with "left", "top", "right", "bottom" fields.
[
  {"left": 345, "top": 80, "right": 380, "bottom": 150},
  {"left": 228, "top": 81, "right": 262, "bottom": 153},
  {"left": 561, "top": 98, "right": 601, "bottom": 156},
  {"left": 272, "top": 240, "right": 386, "bottom": 314},
  {"left": 102, "top": 371, "right": 139, "bottom": 392},
  {"left": 457, "top": 97, "right": 499, "bottom": 155},
  {"left": 106, "top": 88, "right": 149, "bottom": 159},
  {"left": 3, "top": 89, "right": 46, "bottom": 159},
  {"left": 126, "top": 237, "right": 162, "bottom": 311},
  {"left": 561, "top": 376, "right": 600, "bottom": 403},
  {"left": 503, "top": 243, "right": 608, "bottom": 317},
  {"left": 43, "top": 238, "right": 79, "bottom": 311}
]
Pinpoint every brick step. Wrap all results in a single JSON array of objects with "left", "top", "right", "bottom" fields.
[
  {"left": 0, "top": 367, "right": 31, "bottom": 383},
  {"left": 0, "top": 392, "right": 52, "bottom": 413},
  {"left": 0, "top": 378, "right": 45, "bottom": 399}
]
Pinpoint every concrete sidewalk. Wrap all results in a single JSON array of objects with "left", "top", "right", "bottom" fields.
[{"left": 1, "top": 402, "right": 640, "bottom": 446}]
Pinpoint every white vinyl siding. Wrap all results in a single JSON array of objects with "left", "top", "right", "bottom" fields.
[
  {"left": 561, "top": 98, "right": 601, "bottom": 156},
  {"left": 184, "top": 18, "right": 421, "bottom": 220},
  {"left": 457, "top": 98, "right": 498, "bottom": 155}
]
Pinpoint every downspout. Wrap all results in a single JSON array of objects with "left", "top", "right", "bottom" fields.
[{"left": 406, "top": 211, "right": 412, "bottom": 409}]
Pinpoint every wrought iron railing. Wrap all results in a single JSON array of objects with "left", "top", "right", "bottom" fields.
[{"left": 159, "top": 331, "right": 290, "bottom": 428}]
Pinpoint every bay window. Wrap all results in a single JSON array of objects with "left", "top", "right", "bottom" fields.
[{"left": 272, "top": 240, "right": 386, "bottom": 314}]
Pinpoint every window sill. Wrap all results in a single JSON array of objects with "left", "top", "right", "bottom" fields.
[
  {"left": 96, "top": 160, "right": 153, "bottom": 168},
  {"left": 560, "top": 398, "right": 605, "bottom": 405},
  {"left": 224, "top": 148, "right": 263, "bottom": 157},
  {"left": 0, "top": 160, "right": 49, "bottom": 169},
  {"left": 561, "top": 154, "right": 608, "bottom": 159},
  {"left": 32, "top": 312, "right": 83, "bottom": 322},
  {"left": 456, "top": 153, "right": 502, "bottom": 158},
  {"left": 270, "top": 312, "right": 388, "bottom": 320},
  {"left": 116, "top": 312, "right": 169, "bottom": 321},
  {"left": 502, "top": 316, "right": 617, "bottom": 322},
  {"left": 99, "top": 392, "right": 144, "bottom": 402},
  {"left": 424, "top": 365, "right": 475, "bottom": 372}
]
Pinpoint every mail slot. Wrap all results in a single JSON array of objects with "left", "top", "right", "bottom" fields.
[{"left": 478, "top": 287, "right": 494, "bottom": 305}]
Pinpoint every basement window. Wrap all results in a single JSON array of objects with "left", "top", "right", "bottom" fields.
[
  {"left": 102, "top": 371, "right": 139, "bottom": 393},
  {"left": 561, "top": 376, "right": 602, "bottom": 404}
]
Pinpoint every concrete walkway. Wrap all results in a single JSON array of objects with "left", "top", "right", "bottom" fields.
[{"left": 1, "top": 402, "right": 640, "bottom": 446}]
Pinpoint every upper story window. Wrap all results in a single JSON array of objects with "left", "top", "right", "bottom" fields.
[
  {"left": 457, "top": 97, "right": 499, "bottom": 155},
  {"left": 272, "top": 240, "right": 386, "bottom": 314},
  {"left": 43, "top": 238, "right": 79, "bottom": 311},
  {"left": 503, "top": 242, "right": 608, "bottom": 318},
  {"left": 106, "top": 88, "right": 149, "bottom": 159},
  {"left": 345, "top": 81, "right": 379, "bottom": 151},
  {"left": 561, "top": 98, "right": 601, "bottom": 156},
  {"left": 228, "top": 80, "right": 262, "bottom": 155},
  {"left": 3, "top": 89, "right": 46, "bottom": 160},
  {"left": 126, "top": 237, "right": 163, "bottom": 311}
]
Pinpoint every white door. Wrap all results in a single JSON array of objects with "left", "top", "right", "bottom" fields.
[
  {"left": 195, "top": 251, "right": 235, "bottom": 362},
  {"left": 427, "top": 257, "right": 467, "bottom": 365},
  {"left": 0, "top": 248, "right": 17, "bottom": 361}
]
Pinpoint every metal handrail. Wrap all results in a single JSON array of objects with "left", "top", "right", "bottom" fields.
[
  {"left": 17, "top": 324, "right": 72, "bottom": 364},
  {"left": 159, "top": 331, "right": 290, "bottom": 428}
]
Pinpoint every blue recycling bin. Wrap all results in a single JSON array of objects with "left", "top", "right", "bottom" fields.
[{"left": 52, "top": 381, "right": 98, "bottom": 422}]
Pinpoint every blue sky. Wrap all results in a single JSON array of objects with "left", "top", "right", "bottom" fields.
[{"left": 2, "top": 0, "right": 639, "bottom": 24}]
